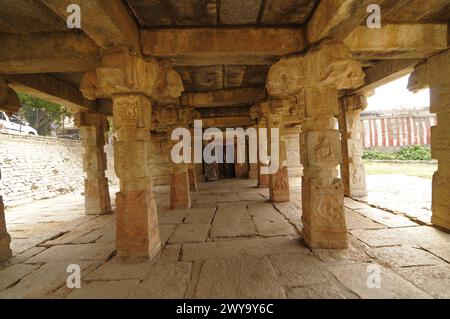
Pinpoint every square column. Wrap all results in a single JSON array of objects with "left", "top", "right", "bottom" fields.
[
  {"left": 0, "top": 168, "right": 12, "bottom": 262},
  {"left": 409, "top": 49, "right": 450, "bottom": 230},
  {"left": 263, "top": 103, "right": 290, "bottom": 203},
  {"left": 257, "top": 118, "right": 270, "bottom": 188},
  {"left": 338, "top": 95, "right": 368, "bottom": 198},
  {"left": 188, "top": 164, "right": 198, "bottom": 192},
  {"left": 266, "top": 41, "right": 365, "bottom": 248},
  {"left": 113, "top": 94, "right": 161, "bottom": 258},
  {"left": 75, "top": 112, "right": 112, "bottom": 215}
]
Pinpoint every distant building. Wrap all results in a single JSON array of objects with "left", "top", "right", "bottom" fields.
[{"left": 361, "top": 106, "right": 436, "bottom": 149}]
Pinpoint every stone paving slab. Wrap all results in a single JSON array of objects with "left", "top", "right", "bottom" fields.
[
  {"left": 345, "top": 209, "right": 385, "bottom": 230},
  {"left": 312, "top": 237, "right": 372, "bottom": 264},
  {"left": 25, "top": 243, "right": 115, "bottom": 264},
  {"left": 0, "top": 264, "right": 40, "bottom": 291},
  {"left": 66, "top": 280, "right": 140, "bottom": 299},
  {"left": 327, "top": 262, "right": 432, "bottom": 299},
  {"left": 367, "top": 246, "right": 446, "bottom": 267},
  {"left": 159, "top": 224, "right": 177, "bottom": 245},
  {"left": 169, "top": 224, "right": 210, "bottom": 244},
  {"left": 158, "top": 209, "right": 187, "bottom": 225},
  {"left": 420, "top": 242, "right": 450, "bottom": 263},
  {"left": 211, "top": 204, "right": 256, "bottom": 239},
  {"left": 356, "top": 207, "right": 418, "bottom": 228},
  {"left": 182, "top": 237, "right": 307, "bottom": 262},
  {"left": 285, "top": 282, "right": 359, "bottom": 299},
  {"left": 194, "top": 256, "right": 286, "bottom": 299},
  {"left": 184, "top": 208, "right": 216, "bottom": 224},
  {"left": 0, "top": 261, "right": 94, "bottom": 298},
  {"left": 248, "top": 203, "right": 297, "bottom": 237},
  {"left": 350, "top": 226, "right": 450, "bottom": 248},
  {"left": 269, "top": 253, "right": 331, "bottom": 287},
  {"left": 393, "top": 266, "right": 450, "bottom": 299}
]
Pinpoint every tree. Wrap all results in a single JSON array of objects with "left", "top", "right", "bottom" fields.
[{"left": 17, "top": 94, "right": 71, "bottom": 136}]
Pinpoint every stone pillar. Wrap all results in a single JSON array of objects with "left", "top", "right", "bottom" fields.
[
  {"left": 235, "top": 137, "right": 249, "bottom": 178},
  {"left": 188, "top": 164, "right": 198, "bottom": 192},
  {"left": 0, "top": 168, "right": 12, "bottom": 262},
  {"left": 338, "top": 95, "right": 368, "bottom": 198},
  {"left": 262, "top": 100, "right": 290, "bottom": 203},
  {"left": 75, "top": 112, "right": 112, "bottom": 215},
  {"left": 266, "top": 41, "right": 365, "bottom": 249},
  {"left": 80, "top": 53, "right": 184, "bottom": 259},
  {"left": 409, "top": 49, "right": 450, "bottom": 230},
  {"left": 257, "top": 118, "right": 270, "bottom": 188}
]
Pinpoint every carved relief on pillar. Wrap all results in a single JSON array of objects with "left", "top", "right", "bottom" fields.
[
  {"left": 0, "top": 167, "right": 12, "bottom": 262},
  {"left": 267, "top": 41, "right": 365, "bottom": 249},
  {"left": 409, "top": 50, "right": 450, "bottom": 230},
  {"left": 80, "top": 52, "right": 184, "bottom": 259}
]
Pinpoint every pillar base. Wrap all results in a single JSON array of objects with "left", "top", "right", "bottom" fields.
[
  {"left": 431, "top": 173, "right": 450, "bottom": 231},
  {"left": 84, "top": 177, "right": 112, "bottom": 215},
  {"left": 116, "top": 190, "right": 161, "bottom": 258},
  {"left": 170, "top": 172, "right": 191, "bottom": 210},
  {"left": 302, "top": 179, "right": 348, "bottom": 249},
  {"left": 269, "top": 167, "right": 290, "bottom": 203},
  {"left": 188, "top": 168, "right": 198, "bottom": 192},
  {"left": 0, "top": 234, "right": 12, "bottom": 262},
  {"left": 258, "top": 174, "right": 270, "bottom": 188}
]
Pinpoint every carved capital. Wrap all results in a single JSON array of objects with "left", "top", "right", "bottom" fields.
[
  {"left": 80, "top": 53, "right": 184, "bottom": 103},
  {"left": 0, "top": 79, "right": 21, "bottom": 116}
]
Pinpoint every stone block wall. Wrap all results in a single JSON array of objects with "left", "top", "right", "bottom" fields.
[{"left": 0, "top": 133, "right": 173, "bottom": 207}]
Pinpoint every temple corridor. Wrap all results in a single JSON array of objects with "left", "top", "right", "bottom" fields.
[{"left": 1, "top": 178, "right": 449, "bottom": 299}]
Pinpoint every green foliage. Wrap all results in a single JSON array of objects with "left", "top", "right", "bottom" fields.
[
  {"left": 363, "top": 146, "right": 432, "bottom": 161},
  {"left": 17, "top": 94, "right": 71, "bottom": 136}
]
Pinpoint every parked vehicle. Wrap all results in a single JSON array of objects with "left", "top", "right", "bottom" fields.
[{"left": 0, "top": 111, "right": 38, "bottom": 136}]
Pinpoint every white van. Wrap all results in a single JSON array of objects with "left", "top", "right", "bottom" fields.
[{"left": 0, "top": 111, "right": 38, "bottom": 136}]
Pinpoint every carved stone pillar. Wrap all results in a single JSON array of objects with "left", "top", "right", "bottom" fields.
[
  {"left": 75, "top": 112, "right": 112, "bottom": 215},
  {"left": 338, "top": 95, "right": 368, "bottom": 197},
  {"left": 409, "top": 49, "right": 450, "bottom": 230},
  {"left": 267, "top": 41, "right": 365, "bottom": 249},
  {"left": 188, "top": 165, "right": 198, "bottom": 192},
  {"left": 257, "top": 118, "right": 270, "bottom": 188},
  {"left": 0, "top": 168, "right": 12, "bottom": 262},
  {"left": 80, "top": 52, "right": 184, "bottom": 259},
  {"left": 235, "top": 136, "right": 249, "bottom": 178},
  {"left": 262, "top": 100, "right": 290, "bottom": 203}
]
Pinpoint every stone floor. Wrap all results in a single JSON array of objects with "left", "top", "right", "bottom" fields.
[
  {"left": 1, "top": 178, "right": 450, "bottom": 299},
  {"left": 365, "top": 175, "right": 432, "bottom": 225}
]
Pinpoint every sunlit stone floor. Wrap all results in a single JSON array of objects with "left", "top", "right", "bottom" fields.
[{"left": 1, "top": 178, "right": 449, "bottom": 299}]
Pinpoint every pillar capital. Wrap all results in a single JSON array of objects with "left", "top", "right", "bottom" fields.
[
  {"left": 80, "top": 52, "right": 184, "bottom": 103},
  {"left": 0, "top": 78, "right": 21, "bottom": 116}
]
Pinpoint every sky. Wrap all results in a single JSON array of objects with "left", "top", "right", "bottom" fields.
[{"left": 366, "top": 75, "right": 430, "bottom": 112}]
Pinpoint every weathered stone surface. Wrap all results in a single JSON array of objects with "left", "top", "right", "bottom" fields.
[
  {"left": 66, "top": 280, "right": 139, "bottom": 299},
  {"left": 350, "top": 226, "right": 450, "bottom": 248},
  {"left": 345, "top": 210, "right": 385, "bottom": 230},
  {"left": 25, "top": 243, "right": 115, "bottom": 263},
  {"left": 211, "top": 204, "right": 256, "bottom": 239},
  {"left": 182, "top": 237, "right": 306, "bottom": 262},
  {"left": 270, "top": 253, "right": 331, "bottom": 287},
  {"left": 394, "top": 266, "right": 450, "bottom": 299},
  {"left": 0, "top": 264, "right": 39, "bottom": 291},
  {"left": 159, "top": 224, "right": 177, "bottom": 245},
  {"left": 286, "top": 282, "right": 358, "bottom": 299},
  {"left": 0, "top": 261, "right": 93, "bottom": 298},
  {"left": 194, "top": 256, "right": 286, "bottom": 299},
  {"left": 184, "top": 208, "right": 216, "bottom": 224},
  {"left": 169, "top": 224, "right": 210, "bottom": 244},
  {"left": 130, "top": 262, "right": 192, "bottom": 299},
  {"left": 420, "top": 242, "right": 450, "bottom": 263},
  {"left": 344, "top": 198, "right": 369, "bottom": 210},
  {"left": 356, "top": 207, "right": 418, "bottom": 228},
  {"left": 248, "top": 202, "right": 297, "bottom": 237},
  {"left": 312, "top": 237, "right": 372, "bottom": 264},
  {"left": 367, "top": 246, "right": 445, "bottom": 268},
  {"left": 158, "top": 209, "right": 187, "bottom": 225},
  {"left": 327, "top": 262, "right": 432, "bottom": 299}
]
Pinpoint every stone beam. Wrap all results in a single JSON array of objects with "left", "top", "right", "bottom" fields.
[
  {"left": 354, "top": 59, "right": 421, "bottom": 93},
  {"left": 181, "top": 88, "right": 266, "bottom": 108},
  {"left": 307, "top": 0, "right": 397, "bottom": 44},
  {"left": 201, "top": 116, "right": 256, "bottom": 128},
  {"left": 5, "top": 74, "right": 97, "bottom": 112},
  {"left": 346, "top": 24, "right": 448, "bottom": 60},
  {"left": 196, "top": 106, "right": 251, "bottom": 118},
  {"left": 41, "top": 0, "right": 141, "bottom": 54},
  {"left": 0, "top": 33, "right": 100, "bottom": 74},
  {"left": 141, "top": 28, "right": 306, "bottom": 66}
]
